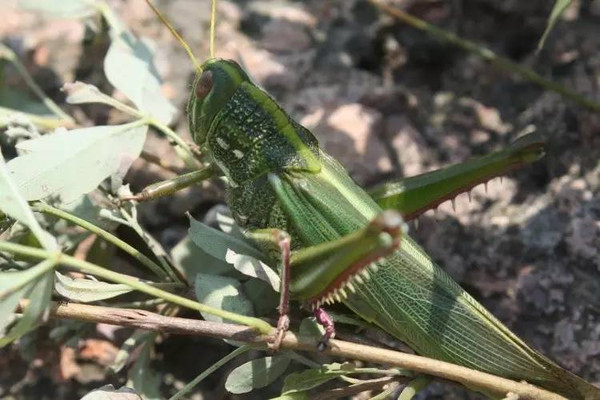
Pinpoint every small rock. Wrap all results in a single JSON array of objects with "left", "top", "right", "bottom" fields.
[
  {"left": 386, "top": 114, "right": 429, "bottom": 177},
  {"left": 553, "top": 318, "right": 579, "bottom": 354},
  {"left": 319, "top": 103, "right": 391, "bottom": 183},
  {"left": 566, "top": 215, "right": 599, "bottom": 260},
  {"left": 520, "top": 207, "right": 567, "bottom": 253},
  {"left": 261, "top": 19, "right": 311, "bottom": 53}
]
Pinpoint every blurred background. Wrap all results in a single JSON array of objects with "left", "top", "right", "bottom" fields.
[{"left": 0, "top": 0, "right": 598, "bottom": 399}]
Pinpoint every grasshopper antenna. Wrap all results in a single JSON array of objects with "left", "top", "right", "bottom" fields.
[
  {"left": 210, "top": 0, "right": 217, "bottom": 58},
  {"left": 143, "top": 0, "right": 203, "bottom": 72}
]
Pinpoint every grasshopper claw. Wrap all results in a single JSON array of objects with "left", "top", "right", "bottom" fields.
[{"left": 314, "top": 307, "right": 335, "bottom": 352}]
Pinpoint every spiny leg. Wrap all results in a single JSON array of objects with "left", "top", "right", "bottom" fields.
[
  {"left": 369, "top": 131, "right": 545, "bottom": 220},
  {"left": 121, "top": 164, "right": 219, "bottom": 202}
]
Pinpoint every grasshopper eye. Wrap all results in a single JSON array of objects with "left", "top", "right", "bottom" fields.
[{"left": 195, "top": 70, "right": 214, "bottom": 100}]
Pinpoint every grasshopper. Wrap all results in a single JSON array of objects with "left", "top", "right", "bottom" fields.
[{"left": 137, "top": 1, "right": 600, "bottom": 399}]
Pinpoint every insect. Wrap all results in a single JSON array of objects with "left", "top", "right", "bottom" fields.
[{"left": 136, "top": 1, "right": 600, "bottom": 399}]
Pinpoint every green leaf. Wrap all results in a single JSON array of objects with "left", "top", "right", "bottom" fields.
[
  {"left": 188, "top": 216, "right": 265, "bottom": 262},
  {"left": 59, "top": 192, "right": 118, "bottom": 231},
  {"left": 0, "top": 88, "right": 54, "bottom": 117},
  {"left": 171, "top": 235, "right": 231, "bottom": 281},
  {"left": 127, "top": 333, "right": 161, "bottom": 400},
  {"left": 81, "top": 385, "right": 142, "bottom": 400},
  {"left": 19, "top": 0, "right": 98, "bottom": 19},
  {"left": 54, "top": 271, "right": 133, "bottom": 302},
  {"left": 226, "top": 249, "right": 280, "bottom": 291},
  {"left": 225, "top": 355, "right": 291, "bottom": 394},
  {"left": 7, "top": 122, "right": 147, "bottom": 202},
  {"left": 194, "top": 273, "right": 254, "bottom": 323},
  {"left": 0, "top": 151, "right": 57, "bottom": 249},
  {"left": 281, "top": 363, "right": 350, "bottom": 395},
  {"left": 243, "top": 279, "right": 279, "bottom": 317},
  {"left": 63, "top": 81, "right": 133, "bottom": 112},
  {"left": 0, "top": 259, "right": 55, "bottom": 345},
  {"left": 298, "top": 317, "right": 325, "bottom": 340},
  {"left": 216, "top": 211, "right": 245, "bottom": 237},
  {"left": 538, "top": 0, "right": 571, "bottom": 51},
  {"left": 189, "top": 216, "right": 280, "bottom": 292},
  {"left": 0, "top": 269, "right": 53, "bottom": 346},
  {"left": 0, "top": 278, "right": 33, "bottom": 334},
  {"left": 104, "top": 32, "right": 176, "bottom": 124},
  {"left": 111, "top": 331, "right": 155, "bottom": 374}
]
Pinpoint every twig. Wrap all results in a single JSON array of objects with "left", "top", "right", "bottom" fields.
[
  {"left": 35, "top": 301, "right": 568, "bottom": 400},
  {"left": 32, "top": 202, "right": 170, "bottom": 280},
  {"left": 369, "top": 0, "right": 600, "bottom": 113},
  {"left": 118, "top": 206, "right": 184, "bottom": 283}
]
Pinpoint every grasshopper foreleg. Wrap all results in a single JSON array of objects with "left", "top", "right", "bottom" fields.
[{"left": 121, "top": 164, "right": 219, "bottom": 202}]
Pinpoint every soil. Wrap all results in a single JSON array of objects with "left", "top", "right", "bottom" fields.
[{"left": 1, "top": 0, "right": 598, "bottom": 399}]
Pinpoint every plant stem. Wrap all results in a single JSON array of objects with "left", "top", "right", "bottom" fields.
[
  {"left": 118, "top": 207, "right": 183, "bottom": 283},
  {"left": 0, "top": 106, "right": 73, "bottom": 130},
  {"left": 169, "top": 344, "right": 254, "bottom": 400},
  {"left": 32, "top": 300, "right": 568, "bottom": 400},
  {"left": 398, "top": 376, "right": 432, "bottom": 400},
  {"left": 1, "top": 241, "right": 272, "bottom": 333},
  {"left": 369, "top": 0, "right": 600, "bottom": 113},
  {"left": 32, "top": 202, "right": 169, "bottom": 280},
  {"left": 108, "top": 297, "right": 168, "bottom": 309}
]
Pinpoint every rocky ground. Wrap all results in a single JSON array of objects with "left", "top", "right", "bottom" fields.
[{"left": 1, "top": 0, "right": 599, "bottom": 399}]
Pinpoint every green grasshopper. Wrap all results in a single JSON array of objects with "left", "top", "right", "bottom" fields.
[{"left": 138, "top": 1, "right": 600, "bottom": 399}]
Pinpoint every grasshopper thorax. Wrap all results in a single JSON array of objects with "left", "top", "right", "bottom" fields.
[{"left": 188, "top": 59, "right": 321, "bottom": 185}]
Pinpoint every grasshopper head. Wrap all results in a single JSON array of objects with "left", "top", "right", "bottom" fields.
[{"left": 186, "top": 59, "right": 251, "bottom": 146}]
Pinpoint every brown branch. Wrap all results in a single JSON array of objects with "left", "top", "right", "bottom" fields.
[{"left": 34, "top": 301, "right": 568, "bottom": 400}]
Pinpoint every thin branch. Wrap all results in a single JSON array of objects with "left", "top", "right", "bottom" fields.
[
  {"left": 118, "top": 207, "right": 183, "bottom": 283},
  {"left": 168, "top": 344, "right": 254, "bottom": 400},
  {"left": 36, "top": 301, "right": 568, "bottom": 400},
  {"left": 369, "top": 0, "right": 600, "bottom": 113},
  {"left": 32, "top": 202, "right": 169, "bottom": 280}
]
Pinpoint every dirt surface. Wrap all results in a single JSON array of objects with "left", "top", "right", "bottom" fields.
[{"left": 1, "top": 0, "right": 599, "bottom": 399}]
